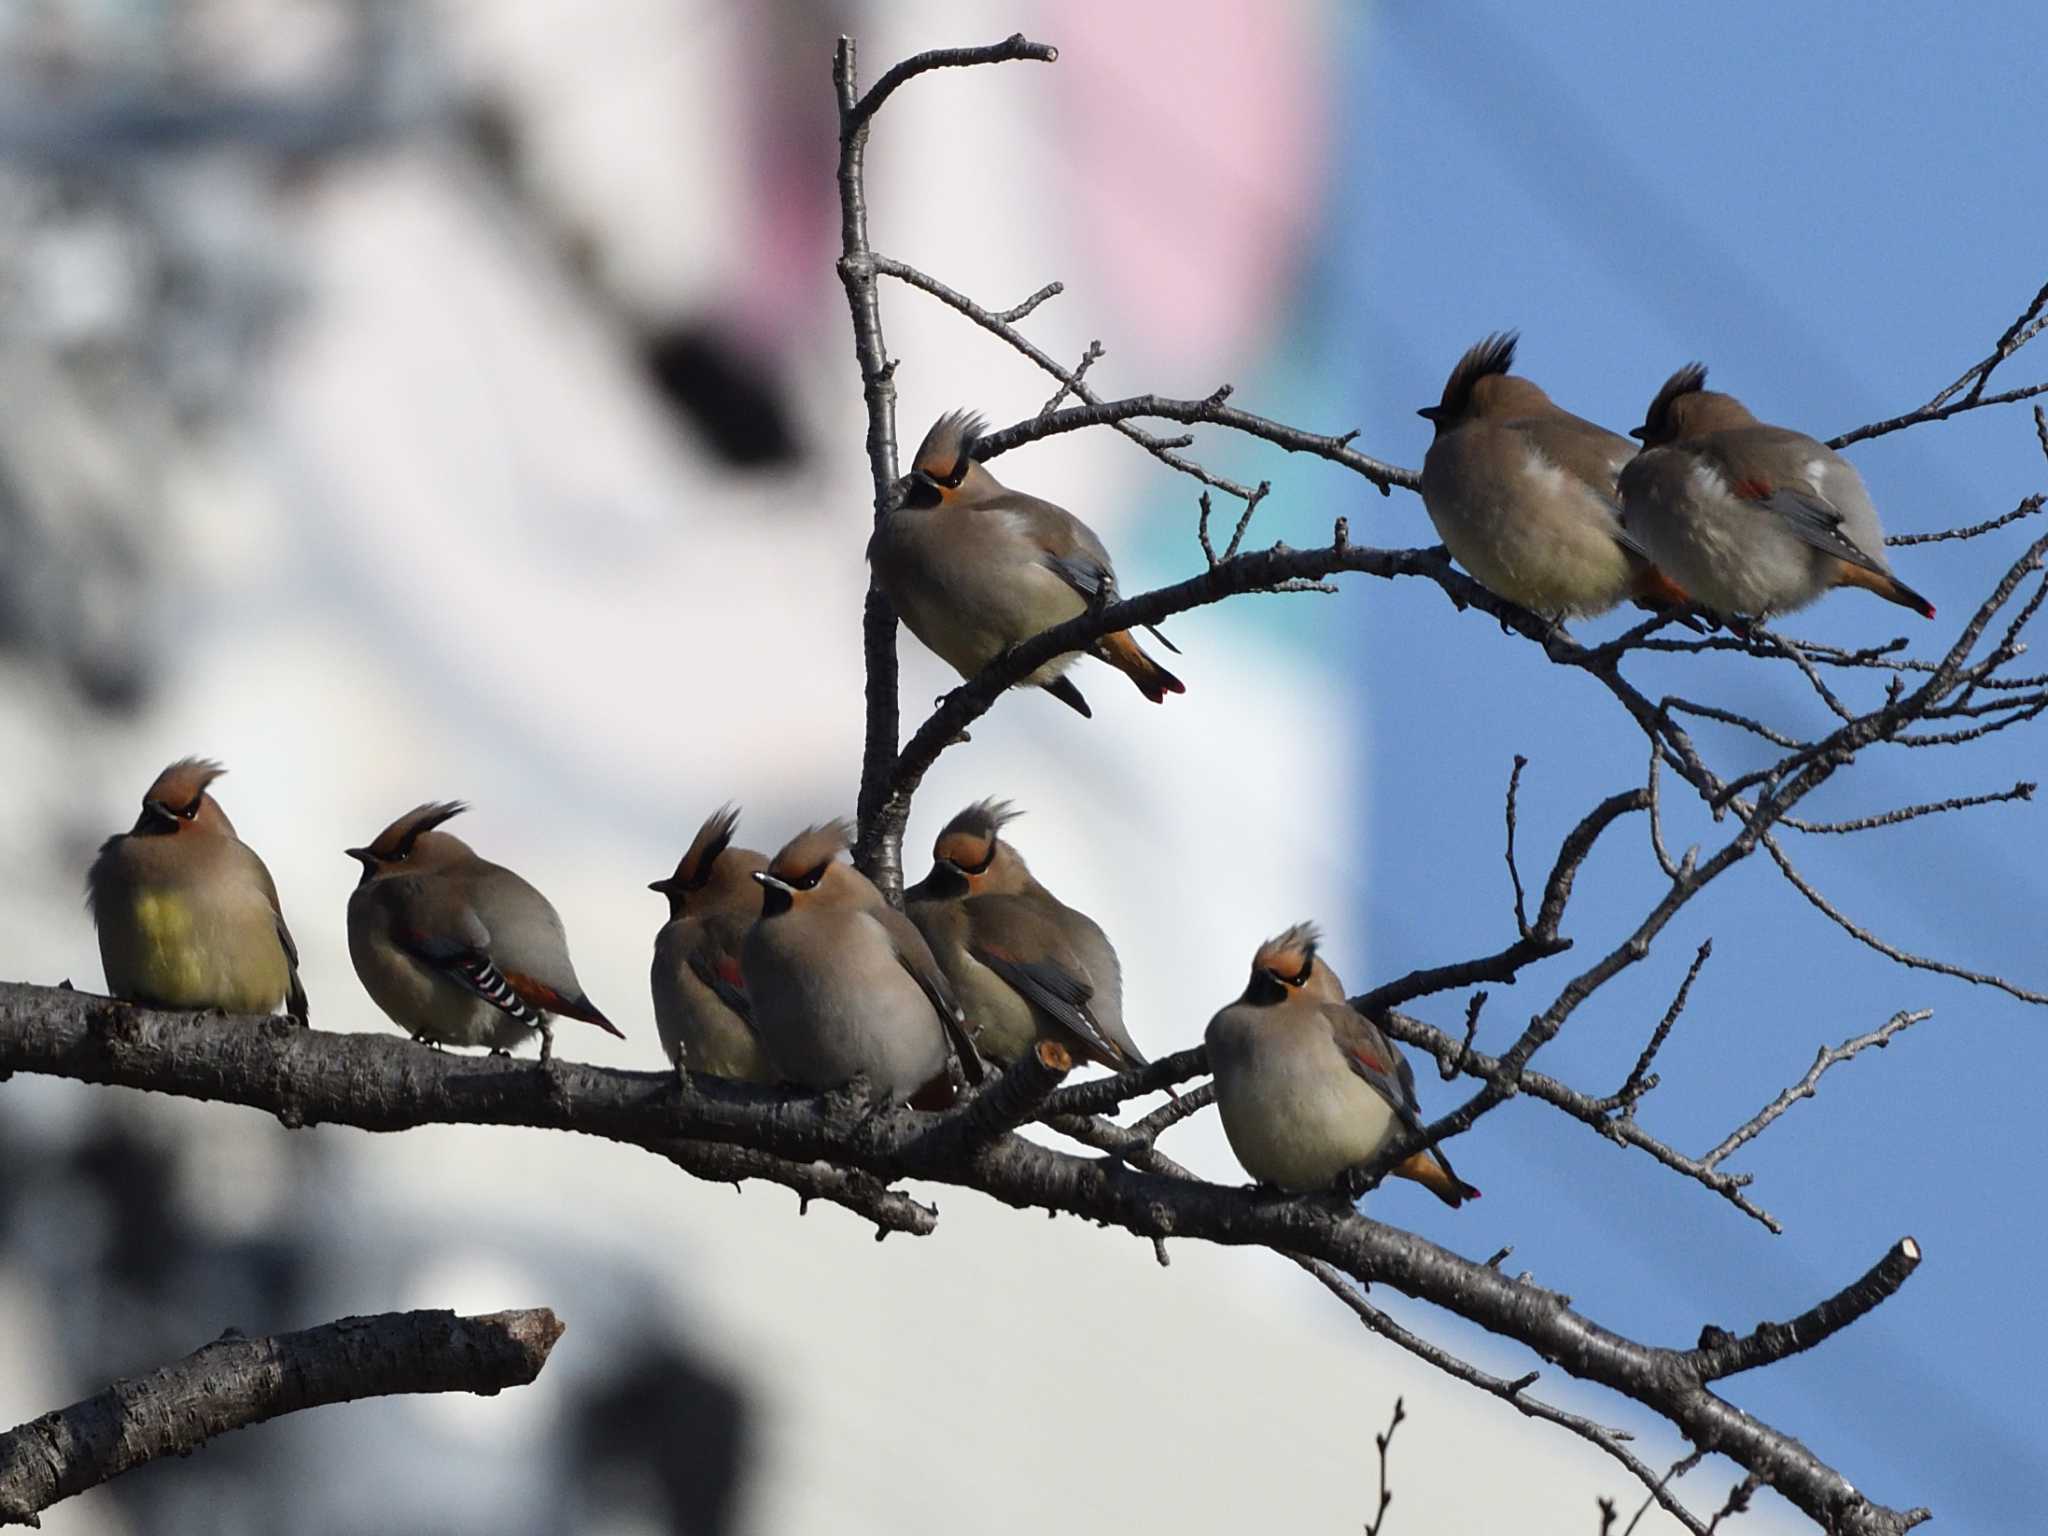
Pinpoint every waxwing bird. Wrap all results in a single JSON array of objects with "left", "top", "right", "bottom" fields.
[
  {"left": 1418, "top": 333, "right": 1695, "bottom": 620},
  {"left": 1205, "top": 924, "right": 1477, "bottom": 1206},
  {"left": 867, "top": 408, "right": 1184, "bottom": 718},
  {"left": 346, "top": 801, "right": 622, "bottom": 1060},
  {"left": 1619, "top": 363, "right": 1934, "bottom": 621},
  {"left": 649, "top": 804, "right": 775, "bottom": 1083},
  {"left": 87, "top": 757, "right": 308, "bottom": 1023},
  {"left": 905, "top": 799, "right": 1146, "bottom": 1071},
  {"left": 741, "top": 818, "right": 983, "bottom": 1102}
]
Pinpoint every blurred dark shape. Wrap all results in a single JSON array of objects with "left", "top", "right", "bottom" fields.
[
  {"left": 2, "top": 1110, "right": 311, "bottom": 1532},
  {"left": 570, "top": 1345, "right": 753, "bottom": 1536},
  {"left": 462, "top": 93, "right": 522, "bottom": 185},
  {"left": 457, "top": 90, "right": 802, "bottom": 472},
  {"left": 641, "top": 321, "right": 802, "bottom": 469}
]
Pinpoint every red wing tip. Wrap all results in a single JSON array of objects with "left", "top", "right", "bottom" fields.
[
  {"left": 1463, "top": 1185, "right": 1482, "bottom": 1201},
  {"left": 1919, "top": 603, "right": 1937, "bottom": 619},
  {"left": 586, "top": 1007, "right": 626, "bottom": 1039}
]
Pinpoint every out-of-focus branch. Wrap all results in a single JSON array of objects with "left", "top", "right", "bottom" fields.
[{"left": 0, "top": 1308, "right": 563, "bottom": 1527}]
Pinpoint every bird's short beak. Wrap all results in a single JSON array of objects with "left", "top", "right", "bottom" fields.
[
  {"left": 1416, "top": 405, "right": 1444, "bottom": 423},
  {"left": 648, "top": 877, "right": 677, "bottom": 895},
  {"left": 753, "top": 870, "right": 795, "bottom": 893},
  {"left": 344, "top": 846, "right": 373, "bottom": 868},
  {"left": 1628, "top": 425, "right": 1648, "bottom": 441}
]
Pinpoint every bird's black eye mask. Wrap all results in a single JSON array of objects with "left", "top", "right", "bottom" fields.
[{"left": 948, "top": 841, "right": 997, "bottom": 876}]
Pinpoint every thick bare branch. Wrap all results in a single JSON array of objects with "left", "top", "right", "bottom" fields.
[
  {"left": 1686, "top": 1238, "right": 1923, "bottom": 1383},
  {"left": 0, "top": 984, "right": 1927, "bottom": 1535},
  {"left": 0, "top": 1308, "right": 563, "bottom": 1527}
]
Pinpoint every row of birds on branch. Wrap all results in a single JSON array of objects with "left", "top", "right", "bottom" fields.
[
  {"left": 83, "top": 762, "right": 1475, "bottom": 1207},
  {"left": 868, "top": 334, "right": 1932, "bottom": 720},
  {"left": 72, "top": 338, "right": 1926, "bottom": 1211}
]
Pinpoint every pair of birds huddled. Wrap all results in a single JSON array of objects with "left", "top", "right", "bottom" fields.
[
  {"left": 1416, "top": 335, "right": 1932, "bottom": 624},
  {"left": 85, "top": 765, "right": 621, "bottom": 1061},
  {"left": 84, "top": 762, "right": 1476, "bottom": 1207}
]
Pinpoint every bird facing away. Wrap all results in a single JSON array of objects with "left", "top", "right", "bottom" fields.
[
  {"left": 867, "top": 408, "right": 1185, "bottom": 718},
  {"left": 87, "top": 757, "right": 307, "bottom": 1023},
  {"left": 1205, "top": 924, "right": 1477, "bottom": 1206},
  {"left": 1418, "top": 333, "right": 1695, "bottom": 620},
  {"left": 905, "top": 799, "right": 1146, "bottom": 1072},
  {"left": 741, "top": 818, "right": 984, "bottom": 1102},
  {"left": 649, "top": 804, "right": 775, "bottom": 1083},
  {"left": 346, "top": 801, "right": 623, "bottom": 1060},
  {"left": 1619, "top": 363, "right": 1934, "bottom": 621}
]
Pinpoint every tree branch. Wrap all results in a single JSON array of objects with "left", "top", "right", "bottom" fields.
[
  {"left": 0, "top": 984, "right": 1929, "bottom": 1535},
  {"left": 1686, "top": 1238, "right": 1924, "bottom": 1384},
  {"left": 0, "top": 1308, "right": 563, "bottom": 1527}
]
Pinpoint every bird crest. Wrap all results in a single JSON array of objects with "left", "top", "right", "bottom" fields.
[
  {"left": 1253, "top": 921, "right": 1323, "bottom": 988},
  {"left": 932, "top": 798, "right": 1022, "bottom": 873},
  {"left": 143, "top": 757, "right": 228, "bottom": 817},
  {"left": 1423, "top": 332, "right": 1519, "bottom": 423},
  {"left": 667, "top": 803, "right": 743, "bottom": 891},
  {"left": 767, "top": 818, "right": 854, "bottom": 885},
  {"left": 1631, "top": 362, "right": 1710, "bottom": 444},
  {"left": 910, "top": 409, "right": 989, "bottom": 488},
  {"left": 365, "top": 800, "right": 469, "bottom": 862}
]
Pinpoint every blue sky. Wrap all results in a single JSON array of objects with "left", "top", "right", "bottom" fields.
[{"left": 1202, "top": 3, "right": 2048, "bottom": 1527}]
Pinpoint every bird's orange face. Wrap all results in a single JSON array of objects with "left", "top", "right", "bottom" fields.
[
  {"left": 134, "top": 757, "right": 232, "bottom": 838},
  {"left": 1246, "top": 923, "right": 1321, "bottom": 1005},
  {"left": 902, "top": 409, "right": 986, "bottom": 509},
  {"left": 933, "top": 826, "right": 998, "bottom": 891},
  {"left": 755, "top": 820, "right": 853, "bottom": 915}
]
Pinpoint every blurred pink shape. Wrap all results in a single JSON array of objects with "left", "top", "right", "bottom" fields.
[{"left": 1049, "top": 0, "right": 1331, "bottom": 371}]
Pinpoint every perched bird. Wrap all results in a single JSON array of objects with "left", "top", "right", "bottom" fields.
[
  {"left": 649, "top": 804, "right": 775, "bottom": 1083},
  {"left": 1418, "top": 332, "right": 1694, "bottom": 620},
  {"left": 1206, "top": 924, "right": 1477, "bottom": 1206},
  {"left": 741, "top": 819, "right": 983, "bottom": 1102},
  {"left": 867, "top": 408, "right": 1184, "bottom": 718},
  {"left": 1619, "top": 363, "right": 1934, "bottom": 621},
  {"left": 345, "top": 801, "right": 622, "bottom": 1060},
  {"left": 87, "top": 757, "right": 307, "bottom": 1022},
  {"left": 906, "top": 799, "right": 1146, "bottom": 1071}
]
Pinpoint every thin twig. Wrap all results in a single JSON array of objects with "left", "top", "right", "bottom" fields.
[
  {"left": 1703, "top": 1011, "right": 1933, "bottom": 1170},
  {"left": 1758, "top": 827, "right": 2048, "bottom": 1004},
  {"left": 1505, "top": 754, "right": 1532, "bottom": 939},
  {"left": 1602, "top": 940, "right": 1713, "bottom": 1116},
  {"left": 1362, "top": 1397, "right": 1405, "bottom": 1536}
]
